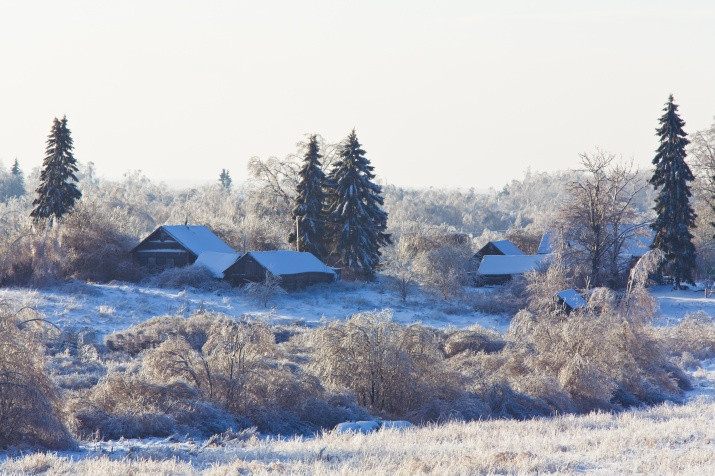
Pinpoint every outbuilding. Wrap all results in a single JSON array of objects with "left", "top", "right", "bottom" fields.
[
  {"left": 555, "top": 289, "right": 588, "bottom": 314},
  {"left": 224, "top": 250, "right": 336, "bottom": 290},
  {"left": 476, "top": 254, "right": 547, "bottom": 285}
]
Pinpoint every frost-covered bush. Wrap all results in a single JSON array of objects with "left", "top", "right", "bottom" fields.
[
  {"left": 0, "top": 202, "right": 140, "bottom": 285},
  {"left": 95, "top": 313, "right": 364, "bottom": 436},
  {"left": 145, "top": 264, "right": 225, "bottom": 291},
  {"left": 309, "top": 311, "right": 464, "bottom": 417},
  {"left": 242, "top": 273, "right": 286, "bottom": 307},
  {"left": 67, "top": 372, "right": 238, "bottom": 439},
  {"left": 442, "top": 327, "right": 505, "bottom": 357},
  {"left": 412, "top": 244, "right": 473, "bottom": 299},
  {"left": 0, "top": 307, "right": 75, "bottom": 449},
  {"left": 504, "top": 309, "right": 688, "bottom": 410}
]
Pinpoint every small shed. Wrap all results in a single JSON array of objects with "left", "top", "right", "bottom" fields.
[
  {"left": 224, "top": 250, "right": 336, "bottom": 290},
  {"left": 131, "top": 225, "right": 236, "bottom": 268},
  {"left": 476, "top": 254, "right": 546, "bottom": 285},
  {"left": 474, "top": 240, "right": 525, "bottom": 260},
  {"left": 555, "top": 289, "right": 588, "bottom": 314}
]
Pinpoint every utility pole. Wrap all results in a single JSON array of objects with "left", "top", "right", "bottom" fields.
[{"left": 295, "top": 216, "right": 300, "bottom": 252}]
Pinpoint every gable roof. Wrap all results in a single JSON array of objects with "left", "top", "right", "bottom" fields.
[
  {"left": 194, "top": 251, "right": 241, "bottom": 278},
  {"left": 556, "top": 289, "right": 588, "bottom": 310},
  {"left": 246, "top": 251, "right": 335, "bottom": 277},
  {"left": 477, "top": 254, "right": 546, "bottom": 276},
  {"left": 491, "top": 240, "right": 525, "bottom": 255},
  {"left": 160, "top": 225, "right": 235, "bottom": 256}
]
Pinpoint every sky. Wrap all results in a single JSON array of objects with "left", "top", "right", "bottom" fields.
[{"left": 1, "top": 0, "right": 714, "bottom": 190}]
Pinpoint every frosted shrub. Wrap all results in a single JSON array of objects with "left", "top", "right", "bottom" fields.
[
  {"left": 504, "top": 309, "right": 687, "bottom": 410},
  {"left": 146, "top": 264, "right": 224, "bottom": 291},
  {"left": 0, "top": 307, "right": 75, "bottom": 449},
  {"left": 443, "top": 327, "right": 505, "bottom": 357},
  {"left": 309, "top": 311, "right": 463, "bottom": 417},
  {"left": 242, "top": 273, "right": 286, "bottom": 307},
  {"left": 412, "top": 244, "right": 473, "bottom": 299}
]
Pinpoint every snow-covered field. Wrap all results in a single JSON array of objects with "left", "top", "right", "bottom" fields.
[
  {"left": 0, "top": 279, "right": 512, "bottom": 337},
  {"left": 0, "top": 281, "right": 713, "bottom": 474},
  {"left": 1, "top": 281, "right": 711, "bottom": 339}
]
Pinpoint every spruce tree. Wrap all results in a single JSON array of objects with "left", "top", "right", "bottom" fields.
[
  {"left": 219, "top": 169, "right": 232, "bottom": 190},
  {"left": 326, "top": 129, "right": 391, "bottom": 278},
  {"left": 6, "top": 158, "right": 25, "bottom": 198},
  {"left": 290, "top": 134, "right": 327, "bottom": 258},
  {"left": 11, "top": 158, "right": 21, "bottom": 177},
  {"left": 31, "top": 116, "right": 82, "bottom": 224},
  {"left": 649, "top": 95, "right": 697, "bottom": 288}
]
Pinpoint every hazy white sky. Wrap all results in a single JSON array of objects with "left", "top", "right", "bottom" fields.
[{"left": 1, "top": 0, "right": 714, "bottom": 189}]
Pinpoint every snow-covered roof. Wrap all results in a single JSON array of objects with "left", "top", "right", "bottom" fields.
[
  {"left": 195, "top": 251, "right": 241, "bottom": 278},
  {"left": 247, "top": 251, "right": 335, "bottom": 276},
  {"left": 477, "top": 254, "right": 546, "bottom": 276},
  {"left": 538, "top": 232, "right": 556, "bottom": 254},
  {"left": 161, "top": 225, "right": 235, "bottom": 256},
  {"left": 556, "top": 289, "right": 588, "bottom": 310},
  {"left": 491, "top": 240, "right": 525, "bottom": 255}
]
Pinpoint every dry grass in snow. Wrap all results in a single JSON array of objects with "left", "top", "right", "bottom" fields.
[{"left": 2, "top": 398, "right": 714, "bottom": 475}]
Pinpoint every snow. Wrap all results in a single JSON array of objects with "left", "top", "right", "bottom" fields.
[
  {"left": 478, "top": 254, "right": 547, "bottom": 276},
  {"left": 380, "top": 420, "right": 414, "bottom": 430},
  {"left": 159, "top": 225, "right": 236, "bottom": 256},
  {"left": 556, "top": 289, "right": 588, "bottom": 310},
  {"left": 0, "top": 280, "right": 511, "bottom": 338},
  {"left": 246, "top": 251, "right": 336, "bottom": 277},
  {"left": 490, "top": 240, "right": 525, "bottom": 256},
  {"left": 334, "top": 421, "right": 380, "bottom": 434},
  {"left": 334, "top": 420, "right": 414, "bottom": 434},
  {"left": 649, "top": 285, "right": 715, "bottom": 326},
  {"left": 195, "top": 252, "right": 241, "bottom": 278}
]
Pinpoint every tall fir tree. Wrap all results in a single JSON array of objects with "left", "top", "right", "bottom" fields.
[
  {"left": 290, "top": 134, "right": 327, "bottom": 258},
  {"left": 31, "top": 116, "right": 82, "bottom": 224},
  {"left": 219, "top": 169, "right": 232, "bottom": 190},
  {"left": 326, "top": 129, "right": 391, "bottom": 278},
  {"left": 649, "top": 95, "right": 697, "bottom": 287}
]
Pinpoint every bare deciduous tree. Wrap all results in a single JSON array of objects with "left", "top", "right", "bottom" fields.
[
  {"left": 558, "top": 150, "right": 648, "bottom": 288},
  {"left": 382, "top": 238, "right": 419, "bottom": 302}
]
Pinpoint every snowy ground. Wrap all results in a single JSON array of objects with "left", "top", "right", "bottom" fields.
[
  {"left": 1, "top": 281, "right": 712, "bottom": 340},
  {"left": 650, "top": 284, "right": 715, "bottom": 326},
  {"left": 0, "top": 279, "right": 511, "bottom": 338},
  {"left": 0, "top": 280, "right": 713, "bottom": 474}
]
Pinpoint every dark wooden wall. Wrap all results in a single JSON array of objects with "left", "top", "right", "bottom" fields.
[{"left": 131, "top": 228, "right": 194, "bottom": 267}]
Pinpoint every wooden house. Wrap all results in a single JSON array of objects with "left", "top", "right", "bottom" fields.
[
  {"left": 476, "top": 254, "right": 546, "bottom": 285},
  {"left": 474, "top": 240, "right": 525, "bottom": 260},
  {"left": 131, "top": 225, "right": 236, "bottom": 268},
  {"left": 224, "top": 250, "right": 336, "bottom": 290}
]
